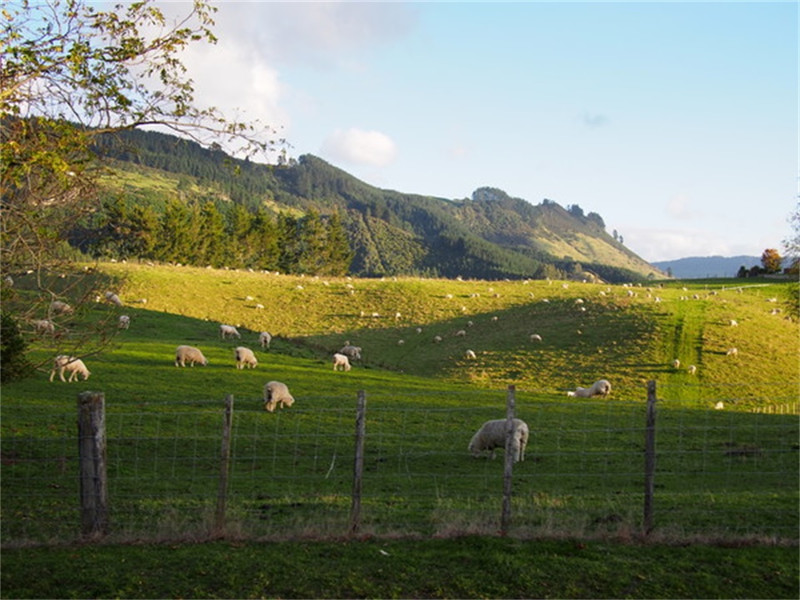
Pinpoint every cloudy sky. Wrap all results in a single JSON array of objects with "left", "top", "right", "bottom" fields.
[{"left": 174, "top": 0, "right": 796, "bottom": 263}]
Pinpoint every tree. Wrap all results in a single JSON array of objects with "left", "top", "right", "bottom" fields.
[
  {"left": 761, "top": 248, "right": 782, "bottom": 274},
  {"left": 1, "top": 0, "right": 283, "bottom": 377}
]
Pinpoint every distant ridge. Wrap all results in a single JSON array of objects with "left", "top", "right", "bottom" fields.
[{"left": 652, "top": 255, "right": 761, "bottom": 279}]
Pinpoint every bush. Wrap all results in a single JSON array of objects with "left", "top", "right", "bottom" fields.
[{"left": 1, "top": 312, "right": 33, "bottom": 382}]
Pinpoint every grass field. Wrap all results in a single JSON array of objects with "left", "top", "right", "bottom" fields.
[{"left": 2, "top": 264, "right": 797, "bottom": 597}]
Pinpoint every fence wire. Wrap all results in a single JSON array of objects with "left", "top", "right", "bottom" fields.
[{"left": 1, "top": 388, "right": 797, "bottom": 546}]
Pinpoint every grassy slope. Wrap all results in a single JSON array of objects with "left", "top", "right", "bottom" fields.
[{"left": 2, "top": 264, "right": 798, "bottom": 598}]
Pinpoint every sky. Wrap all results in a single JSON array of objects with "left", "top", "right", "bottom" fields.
[{"left": 171, "top": 0, "right": 797, "bottom": 263}]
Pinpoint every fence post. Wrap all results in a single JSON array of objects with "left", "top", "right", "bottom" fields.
[
  {"left": 77, "top": 391, "right": 109, "bottom": 540},
  {"left": 500, "top": 385, "right": 516, "bottom": 535},
  {"left": 214, "top": 394, "right": 235, "bottom": 537},
  {"left": 643, "top": 380, "right": 657, "bottom": 536},
  {"left": 349, "top": 390, "right": 367, "bottom": 536}
]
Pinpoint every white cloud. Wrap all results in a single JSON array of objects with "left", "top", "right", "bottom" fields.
[
  {"left": 622, "top": 227, "right": 742, "bottom": 262},
  {"left": 665, "top": 194, "right": 701, "bottom": 221},
  {"left": 321, "top": 128, "right": 397, "bottom": 167}
]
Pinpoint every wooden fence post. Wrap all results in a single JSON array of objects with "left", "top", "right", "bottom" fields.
[
  {"left": 643, "top": 380, "right": 657, "bottom": 536},
  {"left": 349, "top": 390, "right": 367, "bottom": 536},
  {"left": 500, "top": 385, "right": 516, "bottom": 535},
  {"left": 77, "top": 391, "right": 109, "bottom": 540},
  {"left": 214, "top": 394, "right": 234, "bottom": 537}
]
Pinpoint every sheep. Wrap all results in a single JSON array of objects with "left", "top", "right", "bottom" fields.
[
  {"left": 529, "top": 334, "right": 542, "bottom": 342},
  {"left": 332, "top": 353, "right": 351, "bottom": 371},
  {"left": 687, "top": 364, "right": 697, "bottom": 375},
  {"left": 105, "top": 291, "right": 123, "bottom": 307},
  {"left": 671, "top": 359, "right": 681, "bottom": 369},
  {"left": 338, "top": 345, "right": 362, "bottom": 360},
  {"left": 567, "top": 379, "right": 612, "bottom": 398},
  {"left": 455, "top": 329, "right": 466, "bottom": 337},
  {"left": 175, "top": 345, "right": 208, "bottom": 367},
  {"left": 32, "top": 319, "right": 55, "bottom": 335},
  {"left": 726, "top": 347, "right": 738, "bottom": 357},
  {"left": 468, "top": 418, "right": 529, "bottom": 463},
  {"left": 433, "top": 335, "right": 442, "bottom": 344},
  {"left": 464, "top": 349, "right": 477, "bottom": 360},
  {"left": 219, "top": 324, "right": 241, "bottom": 339},
  {"left": 234, "top": 346, "right": 258, "bottom": 369},
  {"left": 118, "top": 315, "right": 130, "bottom": 329},
  {"left": 263, "top": 380, "right": 295, "bottom": 412},
  {"left": 49, "top": 355, "right": 90, "bottom": 382},
  {"left": 50, "top": 300, "right": 73, "bottom": 315},
  {"left": 258, "top": 331, "right": 272, "bottom": 349},
  {"left": 728, "top": 319, "right": 738, "bottom": 327}
]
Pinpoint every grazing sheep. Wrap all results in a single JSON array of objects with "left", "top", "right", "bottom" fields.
[
  {"left": 219, "top": 324, "right": 241, "bottom": 339},
  {"left": 687, "top": 364, "right": 697, "bottom": 375},
  {"left": 118, "top": 315, "right": 130, "bottom": 329},
  {"left": 175, "top": 345, "right": 208, "bottom": 367},
  {"left": 469, "top": 418, "right": 529, "bottom": 463},
  {"left": 263, "top": 380, "right": 295, "bottom": 412},
  {"left": 714, "top": 401, "right": 725, "bottom": 410},
  {"left": 332, "top": 353, "right": 351, "bottom": 371},
  {"left": 50, "top": 300, "right": 73, "bottom": 315},
  {"left": 529, "top": 334, "right": 542, "bottom": 342},
  {"left": 49, "top": 355, "right": 90, "bottom": 382},
  {"left": 728, "top": 319, "right": 738, "bottom": 327},
  {"left": 464, "top": 349, "right": 477, "bottom": 360},
  {"left": 105, "top": 291, "right": 123, "bottom": 307},
  {"left": 234, "top": 346, "right": 258, "bottom": 369},
  {"left": 455, "top": 329, "right": 466, "bottom": 337},
  {"left": 32, "top": 319, "right": 55, "bottom": 335},
  {"left": 567, "top": 379, "right": 612, "bottom": 398},
  {"left": 258, "top": 331, "right": 272, "bottom": 349},
  {"left": 671, "top": 359, "right": 681, "bottom": 369},
  {"left": 338, "top": 344, "right": 362, "bottom": 361},
  {"left": 726, "top": 347, "right": 738, "bottom": 357},
  {"left": 433, "top": 335, "right": 442, "bottom": 344}
]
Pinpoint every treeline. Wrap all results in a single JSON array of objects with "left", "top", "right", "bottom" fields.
[{"left": 72, "top": 197, "right": 353, "bottom": 275}]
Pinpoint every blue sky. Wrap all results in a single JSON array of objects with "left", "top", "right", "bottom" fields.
[{"left": 178, "top": 1, "right": 797, "bottom": 263}]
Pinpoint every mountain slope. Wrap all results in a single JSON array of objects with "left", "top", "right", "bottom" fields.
[
  {"left": 653, "top": 255, "right": 761, "bottom": 279},
  {"left": 95, "top": 129, "right": 662, "bottom": 281}
]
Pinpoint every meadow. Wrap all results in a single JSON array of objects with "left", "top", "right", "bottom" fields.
[{"left": 1, "top": 264, "right": 798, "bottom": 597}]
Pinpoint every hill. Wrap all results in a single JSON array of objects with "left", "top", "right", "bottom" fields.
[
  {"left": 89, "top": 129, "right": 661, "bottom": 282},
  {"left": 652, "top": 255, "right": 761, "bottom": 279}
]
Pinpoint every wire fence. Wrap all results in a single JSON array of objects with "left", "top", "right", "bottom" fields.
[{"left": 2, "top": 384, "right": 798, "bottom": 547}]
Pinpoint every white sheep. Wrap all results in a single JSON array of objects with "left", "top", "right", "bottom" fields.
[
  {"left": 50, "top": 300, "right": 73, "bottom": 315},
  {"left": 468, "top": 418, "right": 529, "bottom": 463},
  {"left": 433, "top": 335, "right": 442, "bottom": 344},
  {"left": 219, "top": 324, "right": 241, "bottom": 339},
  {"left": 464, "top": 349, "right": 477, "bottom": 360},
  {"left": 687, "top": 364, "right": 697, "bottom": 375},
  {"left": 234, "top": 346, "right": 258, "bottom": 369},
  {"left": 263, "top": 380, "right": 295, "bottom": 412},
  {"left": 175, "top": 345, "right": 208, "bottom": 367},
  {"left": 105, "top": 291, "right": 123, "bottom": 307},
  {"left": 338, "top": 345, "right": 362, "bottom": 360},
  {"left": 567, "top": 379, "right": 612, "bottom": 398},
  {"left": 332, "top": 353, "right": 351, "bottom": 371},
  {"left": 455, "top": 329, "right": 466, "bottom": 337},
  {"left": 118, "top": 315, "right": 130, "bottom": 329},
  {"left": 671, "top": 359, "right": 681, "bottom": 369},
  {"left": 49, "top": 355, "right": 90, "bottom": 382},
  {"left": 32, "top": 319, "right": 55, "bottom": 335},
  {"left": 726, "top": 347, "right": 738, "bottom": 357},
  {"left": 258, "top": 331, "right": 272, "bottom": 349},
  {"left": 728, "top": 319, "right": 738, "bottom": 327},
  {"left": 529, "top": 334, "right": 542, "bottom": 342}
]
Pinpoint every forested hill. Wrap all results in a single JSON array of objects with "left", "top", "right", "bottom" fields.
[{"left": 89, "top": 128, "right": 661, "bottom": 282}]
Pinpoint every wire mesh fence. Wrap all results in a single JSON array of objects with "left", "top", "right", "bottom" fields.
[{"left": 2, "top": 384, "right": 797, "bottom": 546}]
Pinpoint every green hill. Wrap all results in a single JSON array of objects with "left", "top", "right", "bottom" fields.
[{"left": 88, "top": 129, "right": 661, "bottom": 281}]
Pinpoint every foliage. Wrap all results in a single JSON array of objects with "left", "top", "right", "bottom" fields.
[
  {"left": 0, "top": 312, "right": 32, "bottom": 382},
  {"left": 761, "top": 248, "right": 782, "bottom": 273}
]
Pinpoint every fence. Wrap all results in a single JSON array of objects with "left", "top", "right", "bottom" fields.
[{"left": 2, "top": 382, "right": 798, "bottom": 547}]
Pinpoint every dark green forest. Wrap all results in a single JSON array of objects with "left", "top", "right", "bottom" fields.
[{"left": 81, "top": 129, "right": 654, "bottom": 281}]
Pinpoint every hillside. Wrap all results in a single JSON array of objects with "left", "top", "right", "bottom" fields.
[
  {"left": 91, "top": 129, "right": 661, "bottom": 282},
  {"left": 653, "top": 255, "right": 762, "bottom": 278}
]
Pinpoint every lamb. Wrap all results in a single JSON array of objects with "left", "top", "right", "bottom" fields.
[
  {"left": 118, "top": 315, "right": 130, "bottom": 329},
  {"left": 338, "top": 345, "right": 362, "bottom": 361},
  {"left": 332, "top": 352, "right": 351, "bottom": 371},
  {"left": 49, "top": 355, "right": 90, "bottom": 382},
  {"left": 219, "top": 324, "right": 241, "bottom": 339},
  {"left": 567, "top": 379, "right": 612, "bottom": 398},
  {"left": 105, "top": 291, "right": 123, "bottom": 307},
  {"left": 32, "top": 319, "right": 55, "bottom": 335},
  {"left": 258, "top": 331, "right": 272, "bottom": 349},
  {"left": 263, "top": 380, "right": 295, "bottom": 412},
  {"left": 234, "top": 346, "right": 258, "bottom": 369},
  {"left": 468, "top": 418, "right": 529, "bottom": 463},
  {"left": 50, "top": 300, "right": 73, "bottom": 315},
  {"left": 175, "top": 345, "right": 208, "bottom": 367}
]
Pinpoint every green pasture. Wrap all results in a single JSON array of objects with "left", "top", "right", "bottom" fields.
[{"left": 2, "top": 265, "right": 798, "bottom": 548}]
